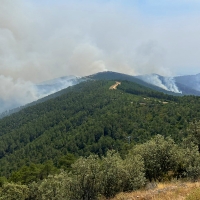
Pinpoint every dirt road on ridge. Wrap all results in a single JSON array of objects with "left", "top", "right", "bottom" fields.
[{"left": 109, "top": 82, "right": 121, "bottom": 90}]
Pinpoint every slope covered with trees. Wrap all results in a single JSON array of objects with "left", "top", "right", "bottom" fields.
[
  {"left": 0, "top": 80, "right": 200, "bottom": 199},
  {"left": 1, "top": 135, "right": 200, "bottom": 199},
  {"left": 1, "top": 70, "right": 196, "bottom": 120},
  {"left": 0, "top": 80, "right": 200, "bottom": 177},
  {"left": 88, "top": 71, "right": 183, "bottom": 95}
]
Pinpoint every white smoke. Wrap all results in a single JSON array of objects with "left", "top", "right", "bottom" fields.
[
  {"left": 138, "top": 74, "right": 182, "bottom": 93},
  {"left": 0, "top": 75, "right": 38, "bottom": 112},
  {"left": 0, "top": 0, "right": 200, "bottom": 112},
  {"left": 0, "top": 75, "right": 78, "bottom": 113},
  {"left": 36, "top": 76, "right": 80, "bottom": 97},
  {"left": 163, "top": 77, "right": 182, "bottom": 93}
]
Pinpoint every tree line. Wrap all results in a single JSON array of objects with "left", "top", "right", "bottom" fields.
[{"left": 1, "top": 134, "right": 200, "bottom": 199}]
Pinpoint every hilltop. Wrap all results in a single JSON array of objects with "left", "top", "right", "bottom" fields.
[{"left": 2, "top": 71, "right": 200, "bottom": 119}]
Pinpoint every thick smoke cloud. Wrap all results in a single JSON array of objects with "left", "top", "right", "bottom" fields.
[
  {"left": 0, "top": 0, "right": 171, "bottom": 82},
  {"left": 0, "top": 75, "right": 38, "bottom": 112},
  {"left": 138, "top": 74, "right": 182, "bottom": 93},
  {"left": 0, "top": 0, "right": 200, "bottom": 112}
]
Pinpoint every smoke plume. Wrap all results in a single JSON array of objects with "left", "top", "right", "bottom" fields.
[
  {"left": 0, "top": 0, "right": 200, "bottom": 112},
  {"left": 138, "top": 74, "right": 182, "bottom": 93}
]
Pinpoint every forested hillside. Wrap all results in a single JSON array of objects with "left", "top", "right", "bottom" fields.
[
  {"left": 2, "top": 70, "right": 197, "bottom": 120},
  {"left": 0, "top": 71, "right": 180, "bottom": 119},
  {"left": 88, "top": 71, "right": 181, "bottom": 95},
  {"left": 0, "top": 80, "right": 200, "bottom": 176},
  {"left": 0, "top": 80, "right": 200, "bottom": 199}
]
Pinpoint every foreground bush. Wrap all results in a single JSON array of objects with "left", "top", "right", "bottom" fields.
[
  {"left": 0, "top": 183, "right": 29, "bottom": 200},
  {"left": 70, "top": 151, "right": 145, "bottom": 199},
  {"left": 71, "top": 155, "right": 102, "bottom": 200},
  {"left": 2, "top": 136, "right": 200, "bottom": 199},
  {"left": 28, "top": 172, "right": 72, "bottom": 200},
  {"left": 183, "top": 143, "right": 200, "bottom": 181},
  {"left": 21, "top": 151, "right": 145, "bottom": 200},
  {"left": 128, "top": 135, "right": 200, "bottom": 182},
  {"left": 124, "top": 154, "right": 146, "bottom": 191}
]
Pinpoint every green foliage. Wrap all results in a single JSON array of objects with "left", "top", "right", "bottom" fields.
[
  {"left": 28, "top": 172, "right": 72, "bottom": 200},
  {"left": 118, "top": 81, "right": 180, "bottom": 100},
  {"left": 0, "top": 177, "right": 7, "bottom": 187},
  {"left": 0, "top": 182, "right": 29, "bottom": 200},
  {"left": 181, "top": 143, "right": 200, "bottom": 181},
  {"left": 124, "top": 155, "right": 146, "bottom": 190},
  {"left": 98, "top": 150, "right": 144, "bottom": 198},
  {"left": 0, "top": 80, "right": 199, "bottom": 181},
  {"left": 0, "top": 78, "right": 200, "bottom": 199},
  {"left": 9, "top": 161, "right": 57, "bottom": 184},
  {"left": 100, "top": 151, "right": 127, "bottom": 198},
  {"left": 27, "top": 151, "right": 145, "bottom": 199},
  {"left": 2, "top": 138, "right": 200, "bottom": 199},
  {"left": 130, "top": 135, "right": 183, "bottom": 181},
  {"left": 90, "top": 71, "right": 181, "bottom": 96},
  {"left": 57, "top": 153, "right": 77, "bottom": 170},
  {"left": 187, "top": 120, "right": 200, "bottom": 151},
  {"left": 71, "top": 155, "right": 102, "bottom": 200}
]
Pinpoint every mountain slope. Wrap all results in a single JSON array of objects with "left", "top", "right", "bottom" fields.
[
  {"left": 175, "top": 73, "right": 200, "bottom": 92},
  {"left": 1, "top": 71, "right": 200, "bottom": 121},
  {"left": 136, "top": 74, "right": 181, "bottom": 93},
  {"left": 0, "top": 76, "right": 87, "bottom": 119},
  {"left": 136, "top": 73, "right": 200, "bottom": 96},
  {"left": 88, "top": 71, "right": 181, "bottom": 96},
  {"left": 0, "top": 80, "right": 200, "bottom": 177}
]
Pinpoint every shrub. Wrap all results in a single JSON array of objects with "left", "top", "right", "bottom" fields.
[
  {"left": 0, "top": 183, "right": 29, "bottom": 200},
  {"left": 71, "top": 155, "right": 102, "bottom": 200},
  {"left": 124, "top": 154, "right": 146, "bottom": 191},
  {"left": 130, "top": 135, "right": 182, "bottom": 181},
  {"left": 28, "top": 172, "right": 72, "bottom": 200}
]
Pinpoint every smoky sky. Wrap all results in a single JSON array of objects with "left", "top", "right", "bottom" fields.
[{"left": 0, "top": 0, "right": 200, "bottom": 112}]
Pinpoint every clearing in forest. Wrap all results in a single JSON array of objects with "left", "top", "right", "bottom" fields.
[{"left": 109, "top": 81, "right": 121, "bottom": 90}]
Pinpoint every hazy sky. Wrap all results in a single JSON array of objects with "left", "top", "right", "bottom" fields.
[
  {"left": 0, "top": 0, "right": 200, "bottom": 112},
  {"left": 1, "top": 0, "right": 200, "bottom": 82}
]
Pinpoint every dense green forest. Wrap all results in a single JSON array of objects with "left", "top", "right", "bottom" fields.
[
  {"left": 0, "top": 80, "right": 199, "bottom": 175},
  {"left": 0, "top": 79, "right": 200, "bottom": 199},
  {"left": 88, "top": 71, "right": 182, "bottom": 95},
  {"left": 1, "top": 135, "right": 200, "bottom": 199}
]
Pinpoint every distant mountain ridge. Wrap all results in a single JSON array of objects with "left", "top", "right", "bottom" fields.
[
  {"left": 1, "top": 71, "right": 200, "bottom": 119},
  {"left": 34, "top": 72, "right": 200, "bottom": 97},
  {"left": 136, "top": 73, "right": 200, "bottom": 96},
  {"left": 175, "top": 73, "right": 200, "bottom": 92},
  {"left": 136, "top": 74, "right": 181, "bottom": 93},
  {"left": 87, "top": 71, "right": 180, "bottom": 96}
]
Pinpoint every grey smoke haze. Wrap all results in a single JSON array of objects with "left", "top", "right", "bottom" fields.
[
  {"left": 1, "top": 0, "right": 200, "bottom": 112},
  {"left": 138, "top": 74, "right": 182, "bottom": 93}
]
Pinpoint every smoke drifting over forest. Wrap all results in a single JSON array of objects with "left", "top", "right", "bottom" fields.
[
  {"left": 1, "top": 0, "right": 200, "bottom": 112},
  {"left": 138, "top": 74, "right": 182, "bottom": 93}
]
